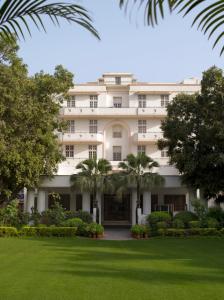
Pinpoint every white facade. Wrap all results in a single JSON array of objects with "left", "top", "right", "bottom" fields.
[{"left": 26, "top": 73, "right": 201, "bottom": 225}]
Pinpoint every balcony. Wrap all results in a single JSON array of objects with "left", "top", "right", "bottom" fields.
[
  {"left": 61, "top": 107, "right": 137, "bottom": 118},
  {"left": 58, "top": 132, "right": 103, "bottom": 144},
  {"left": 137, "top": 107, "right": 167, "bottom": 117},
  {"left": 133, "top": 132, "right": 163, "bottom": 144}
]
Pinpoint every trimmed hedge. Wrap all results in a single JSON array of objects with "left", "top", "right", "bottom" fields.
[
  {"left": 174, "top": 211, "right": 197, "bottom": 227},
  {"left": 21, "top": 226, "right": 77, "bottom": 237},
  {"left": 158, "top": 228, "right": 221, "bottom": 237},
  {"left": 0, "top": 227, "right": 18, "bottom": 237}
]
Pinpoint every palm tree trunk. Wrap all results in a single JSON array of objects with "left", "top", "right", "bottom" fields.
[{"left": 136, "top": 181, "right": 141, "bottom": 209}]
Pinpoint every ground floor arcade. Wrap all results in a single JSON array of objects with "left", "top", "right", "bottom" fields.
[{"left": 25, "top": 175, "right": 196, "bottom": 225}]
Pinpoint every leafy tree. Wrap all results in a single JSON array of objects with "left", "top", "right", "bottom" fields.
[
  {"left": 119, "top": 1, "right": 224, "bottom": 55},
  {"left": 0, "top": 0, "right": 99, "bottom": 41},
  {"left": 71, "top": 158, "right": 113, "bottom": 222},
  {"left": 118, "top": 153, "right": 164, "bottom": 223},
  {"left": 158, "top": 66, "right": 224, "bottom": 200},
  {"left": 0, "top": 37, "right": 73, "bottom": 204}
]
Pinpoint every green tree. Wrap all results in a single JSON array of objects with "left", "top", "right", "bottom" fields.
[
  {"left": 0, "top": 37, "right": 73, "bottom": 204},
  {"left": 158, "top": 66, "right": 224, "bottom": 200},
  {"left": 118, "top": 153, "right": 164, "bottom": 223},
  {"left": 71, "top": 158, "right": 113, "bottom": 222},
  {"left": 119, "top": 1, "right": 224, "bottom": 55},
  {"left": 0, "top": 0, "right": 99, "bottom": 41}
]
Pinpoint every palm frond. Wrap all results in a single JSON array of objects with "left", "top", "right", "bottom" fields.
[
  {"left": 119, "top": 0, "right": 224, "bottom": 55},
  {"left": 0, "top": 0, "right": 99, "bottom": 42}
]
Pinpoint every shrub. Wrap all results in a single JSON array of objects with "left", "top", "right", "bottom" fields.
[
  {"left": 207, "top": 207, "right": 224, "bottom": 226},
  {"left": 172, "top": 219, "right": 185, "bottom": 229},
  {"left": 187, "top": 228, "right": 201, "bottom": 235},
  {"left": 166, "top": 229, "right": 185, "bottom": 237},
  {"left": 131, "top": 224, "right": 149, "bottom": 238},
  {"left": 189, "top": 221, "right": 201, "bottom": 228},
  {"left": 0, "top": 227, "right": 18, "bottom": 237},
  {"left": 206, "top": 218, "right": 219, "bottom": 229},
  {"left": 41, "top": 202, "right": 65, "bottom": 226},
  {"left": 21, "top": 226, "right": 77, "bottom": 237},
  {"left": 87, "top": 223, "right": 104, "bottom": 237},
  {"left": 191, "top": 199, "right": 207, "bottom": 221},
  {"left": 157, "top": 221, "right": 168, "bottom": 229},
  {"left": 30, "top": 209, "right": 41, "bottom": 226},
  {"left": 65, "top": 210, "right": 92, "bottom": 224},
  {"left": 220, "top": 228, "right": 224, "bottom": 235},
  {"left": 0, "top": 200, "right": 21, "bottom": 227},
  {"left": 157, "top": 229, "right": 185, "bottom": 237},
  {"left": 199, "top": 228, "right": 219, "bottom": 236},
  {"left": 147, "top": 212, "right": 172, "bottom": 228},
  {"left": 62, "top": 218, "right": 88, "bottom": 236},
  {"left": 174, "top": 211, "right": 197, "bottom": 227}
]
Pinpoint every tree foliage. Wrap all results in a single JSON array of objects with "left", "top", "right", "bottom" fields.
[
  {"left": 71, "top": 158, "right": 113, "bottom": 208},
  {"left": 119, "top": 1, "right": 224, "bottom": 55},
  {"left": 118, "top": 153, "right": 164, "bottom": 209},
  {"left": 0, "top": 37, "right": 73, "bottom": 203},
  {"left": 0, "top": 0, "right": 99, "bottom": 42},
  {"left": 158, "top": 66, "right": 224, "bottom": 199}
]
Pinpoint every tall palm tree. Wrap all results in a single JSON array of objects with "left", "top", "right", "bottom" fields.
[
  {"left": 71, "top": 158, "right": 113, "bottom": 222},
  {"left": 118, "top": 153, "right": 164, "bottom": 223},
  {"left": 0, "top": 0, "right": 99, "bottom": 42},
  {"left": 119, "top": 0, "right": 224, "bottom": 55}
]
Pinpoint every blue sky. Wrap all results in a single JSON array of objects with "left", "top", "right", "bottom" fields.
[{"left": 18, "top": 0, "right": 224, "bottom": 84}]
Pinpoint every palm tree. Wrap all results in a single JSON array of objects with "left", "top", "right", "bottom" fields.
[
  {"left": 118, "top": 153, "right": 164, "bottom": 224},
  {"left": 71, "top": 158, "right": 113, "bottom": 222},
  {"left": 119, "top": 1, "right": 224, "bottom": 55},
  {"left": 0, "top": 0, "right": 99, "bottom": 42}
]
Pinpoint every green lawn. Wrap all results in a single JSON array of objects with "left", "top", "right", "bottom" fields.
[{"left": 0, "top": 237, "right": 224, "bottom": 300}]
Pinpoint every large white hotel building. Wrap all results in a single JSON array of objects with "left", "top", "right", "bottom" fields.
[{"left": 25, "top": 73, "right": 201, "bottom": 225}]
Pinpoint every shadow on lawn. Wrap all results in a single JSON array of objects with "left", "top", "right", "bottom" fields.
[{"left": 30, "top": 237, "right": 224, "bottom": 285}]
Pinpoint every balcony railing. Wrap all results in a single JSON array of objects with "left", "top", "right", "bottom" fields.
[
  {"left": 60, "top": 106, "right": 167, "bottom": 117},
  {"left": 58, "top": 132, "right": 103, "bottom": 143},
  {"left": 133, "top": 132, "right": 163, "bottom": 143},
  {"left": 137, "top": 107, "right": 167, "bottom": 116}
]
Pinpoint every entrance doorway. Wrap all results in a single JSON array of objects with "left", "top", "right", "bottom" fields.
[{"left": 103, "top": 194, "right": 131, "bottom": 225}]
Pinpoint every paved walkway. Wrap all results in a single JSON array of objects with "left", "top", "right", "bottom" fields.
[{"left": 103, "top": 228, "right": 133, "bottom": 240}]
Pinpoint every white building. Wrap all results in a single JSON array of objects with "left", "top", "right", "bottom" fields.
[{"left": 25, "top": 73, "right": 201, "bottom": 225}]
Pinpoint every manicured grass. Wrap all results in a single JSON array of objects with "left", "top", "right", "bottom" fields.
[{"left": 0, "top": 237, "right": 224, "bottom": 300}]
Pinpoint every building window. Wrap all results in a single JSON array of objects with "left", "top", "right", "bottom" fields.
[
  {"left": 76, "top": 194, "right": 83, "bottom": 211},
  {"left": 164, "top": 195, "right": 186, "bottom": 211},
  {"left": 113, "top": 97, "right": 122, "bottom": 108},
  {"left": 113, "top": 146, "right": 122, "bottom": 161},
  {"left": 65, "top": 145, "right": 74, "bottom": 158},
  {"left": 161, "top": 95, "right": 169, "bottom": 107},
  {"left": 67, "top": 96, "right": 76, "bottom": 107},
  {"left": 115, "top": 76, "right": 121, "bottom": 85},
  {"left": 138, "top": 145, "right": 146, "bottom": 155},
  {"left": 89, "top": 120, "right": 97, "bottom": 133},
  {"left": 89, "top": 145, "right": 97, "bottom": 159},
  {"left": 138, "top": 120, "right": 147, "bottom": 133},
  {"left": 161, "top": 149, "right": 169, "bottom": 158},
  {"left": 66, "top": 120, "right": 75, "bottom": 133},
  {"left": 113, "top": 125, "right": 122, "bottom": 138},
  {"left": 138, "top": 95, "right": 146, "bottom": 108},
  {"left": 90, "top": 95, "right": 98, "bottom": 108}
]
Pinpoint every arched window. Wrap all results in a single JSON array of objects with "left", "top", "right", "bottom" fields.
[{"left": 113, "top": 125, "right": 122, "bottom": 138}]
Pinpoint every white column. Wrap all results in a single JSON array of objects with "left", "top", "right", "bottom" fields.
[
  {"left": 37, "top": 190, "right": 46, "bottom": 213},
  {"left": 186, "top": 192, "right": 190, "bottom": 211},
  {"left": 132, "top": 189, "right": 137, "bottom": 225},
  {"left": 26, "top": 190, "right": 35, "bottom": 213},
  {"left": 82, "top": 192, "right": 90, "bottom": 212},
  {"left": 143, "top": 191, "right": 151, "bottom": 215},
  {"left": 97, "top": 192, "right": 101, "bottom": 224},
  {"left": 196, "top": 188, "right": 200, "bottom": 199}
]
